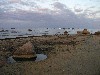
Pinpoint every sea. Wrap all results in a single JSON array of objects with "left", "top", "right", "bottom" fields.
[{"left": 0, "top": 28, "right": 100, "bottom": 39}]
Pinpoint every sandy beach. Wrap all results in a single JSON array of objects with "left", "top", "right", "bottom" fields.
[{"left": 0, "top": 34, "right": 100, "bottom": 75}]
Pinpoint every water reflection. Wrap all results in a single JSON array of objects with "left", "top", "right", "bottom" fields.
[
  {"left": 35, "top": 54, "right": 47, "bottom": 61},
  {"left": 7, "top": 56, "right": 16, "bottom": 63}
]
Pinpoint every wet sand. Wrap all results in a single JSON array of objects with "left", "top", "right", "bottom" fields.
[{"left": 0, "top": 34, "right": 100, "bottom": 75}]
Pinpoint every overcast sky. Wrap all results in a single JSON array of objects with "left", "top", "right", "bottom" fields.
[{"left": 0, "top": 0, "right": 100, "bottom": 29}]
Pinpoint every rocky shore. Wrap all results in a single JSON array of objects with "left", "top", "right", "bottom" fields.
[{"left": 0, "top": 33, "right": 100, "bottom": 75}]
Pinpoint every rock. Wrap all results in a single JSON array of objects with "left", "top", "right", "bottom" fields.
[
  {"left": 94, "top": 31, "right": 100, "bottom": 35},
  {"left": 12, "top": 41, "right": 37, "bottom": 61},
  {"left": 77, "top": 29, "right": 90, "bottom": 35},
  {"left": 77, "top": 31, "right": 82, "bottom": 35},
  {"left": 82, "top": 29, "right": 90, "bottom": 35},
  {"left": 0, "top": 60, "right": 6, "bottom": 67},
  {"left": 64, "top": 31, "right": 68, "bottom": 35}
]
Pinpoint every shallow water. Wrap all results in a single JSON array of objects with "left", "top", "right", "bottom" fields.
[
  {"left": 7, "top": 54, "right": 47, "bottom": 63},
  {"left": 35, "top": 54, "right": 47, "bottom": 61},
  {"left": 0, "top": 28, "right": 100, "bottom": 39},
  {"left": 7, "top": 56, "right": 16, "bottom": 63}
]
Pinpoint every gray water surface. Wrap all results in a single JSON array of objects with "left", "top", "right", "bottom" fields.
[
  {"left": 35, "top": 54, "right": 47, "bottom": 61},
  {"left": 7, "top": 54, "right": 47, "bottom": 63},
  {"left": 7, "top": 56, "right": 16, "bottom": 63}
]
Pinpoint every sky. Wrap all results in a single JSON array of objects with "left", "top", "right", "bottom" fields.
[{"left": 0, "top": 0, "right": 100, "bottom": 29}]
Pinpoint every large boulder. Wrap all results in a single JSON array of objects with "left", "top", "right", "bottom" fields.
[
  {"left": 77, "top": 31, "right": 82, "bottom": 35},
  {"left": 82, "top": 29, "right": 90, "bottom": 35},
  {"left": 94, "top": 31, "right": 100, "bottom": 35},
  {"left": 12, "top": 41, "right": 37, "bottom": 61},
  {"left": 64, "top": 31, "right": 68, "bottom": 35}
]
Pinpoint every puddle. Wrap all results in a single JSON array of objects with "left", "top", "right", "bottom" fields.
[
  {"left": 35, "top": 54, "right": 47, "bottom": 61},
  {"left": 7, "top": 54, "right": 47, "bottom": 63},
  {"left": 7, "top": 56, "right": 16, "bottom": 63}
]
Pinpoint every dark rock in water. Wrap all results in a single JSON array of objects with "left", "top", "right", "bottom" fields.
[
  {"left": 64, "top": 31, "right": 68, "bottom": 35},
  {"left": 11, "top": 28, "right": 15, "bottom": 29},
  {"left": 12, "top": 41, "right": 37, "bottom": 61},
  {"left": 28, "top": 29, "right": 32, "bottom": 31}
]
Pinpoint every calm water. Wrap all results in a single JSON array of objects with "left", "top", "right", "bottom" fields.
[
  {"left": 7, "top": 54, "right": 47, "bottom": 63},
  {"left": 0, "top": 28, "right": 100, "bottom": 39},
  {"left": 35, "top": 54, "right": 47, "bottom": 62},
  {"left": 7, "top": 56, "right": 16, "bottom": 63}
]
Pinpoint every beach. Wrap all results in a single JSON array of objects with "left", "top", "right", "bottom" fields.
[
  {"left": 0, "top": 34, "right": 100, "bottom": 75},
  {"left": 0, "top": 0, "right": 100, "bottom": 74}
]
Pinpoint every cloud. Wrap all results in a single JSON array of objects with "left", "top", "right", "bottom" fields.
[
  {"left": 9, "top": 0, "right": 21, "bottom": 3},
  {"left": 74, "top": 8, "right": 83, "bottom": 12},
  {"left": 74, "top": 5, "right": 83, "bottom": 13},
  {"left": 0, "top": 8, "right": 100, "bottom": 29},
  {"left": 52, "top": 2, "right": 66, "bottom": 10},
  {"left": 0, "top": 0, "right": 21, "bottom": 4},
  {"left": 89, "top": 10, "right": 100, "bottom": 18},
  {"left": 84, "top": 6, "right": 95, "bottom": 12},
  {"left": 0, "top": 0, "right": 9, "bottom": 5},
  {"left": 83, "top": 6, "right": 100, "bottom": 18},
  {"left": 20, "top": 0, "right": 36, "bottom": 7},
  {"left": 52, "top": 0, "right": 59, "bottom": 1},
  {"left": 0, "top": 2, "right": 100, "bottom": 29}
]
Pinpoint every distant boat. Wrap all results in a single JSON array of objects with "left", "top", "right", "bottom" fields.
[
  {"left": 0, "top": 29, "right": 8, "bottom": 32},
  {"left": 28, "top": 29, "right": 32, "bottom": 31},
  {"left": 45, "top": 31, "right": 48, "bottom": 32},
  {"left": 11, "top": 28, "right": 15, "bottom": 29},
  {"left": 11, "top": 30, "right": 17, "bottom": 33},
  {"left": 0, "top": 30, "right": 9, "bottom": 34}
]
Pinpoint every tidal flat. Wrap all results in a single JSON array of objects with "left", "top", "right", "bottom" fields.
[{"left": 0, "top": 34, "right": 100, "bottom": 75}]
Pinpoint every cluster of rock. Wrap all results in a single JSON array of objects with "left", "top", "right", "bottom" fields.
[
  {"left": 94, "top": 31, "right": 100, "bottom": 35},
  {"left": 0, "top": 60, "right": 7, "bottom": 68},
  {"left": 77, "top": 29, "right": 90, "bottom": 35},
  {"left": 64, "top": 31, "right": 68, "bottom": 35},
  {"left": 82, "top": 29, "right": 90, "bottom": 35}
]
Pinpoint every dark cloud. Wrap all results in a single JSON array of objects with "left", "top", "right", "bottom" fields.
[
  {"left": 52, "top": 2, "right": 66, "bottom": 10},
  {"left": 0, "top": 2, "right": 100, "bottom": 29},
  {"left": 74, "top": 4, "right": 83, "bottom": 13},
  {"left": 74, "top": 8, "right": 83, "bottom": 12}
]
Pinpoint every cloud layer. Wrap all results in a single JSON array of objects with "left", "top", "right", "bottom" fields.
[{"left": 0, "top": 0, "right": 100, "bottom": 29}]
